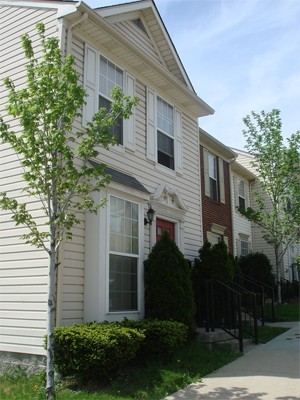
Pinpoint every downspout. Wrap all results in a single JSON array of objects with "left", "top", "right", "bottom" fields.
[
  {"left": 229, "top": 156, "right": 237, "bottom": 256},
  {"left": 66, "top": 12, "right": 88, "bottom": 55}
]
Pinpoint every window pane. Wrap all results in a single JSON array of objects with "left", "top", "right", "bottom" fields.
[
  {"left": 158, "top": 131, "right": 174, "bottom": 156},
  {"left": 208, "top": 154, "right": 217, "bottom": 179},
  {"left": 210, "top": 178, "right": 218, "bottom": 201},
  {"left": 110, "top": 197, "right": 139, "bottom": 254},
  {"left": 239, "top": 181, "right": 245, "bottom": 197},
  {"left": 157, "top": 97, "right": 173, "bottom": 136},
  {"left": 109, "top": 255, "right": 138, "bottom": 311},
  {"left": 241, "top": 240, "right": 249, "bottom": 256},
  {"left": 239, "top": 196, "right": 246, "bottom": 210}
]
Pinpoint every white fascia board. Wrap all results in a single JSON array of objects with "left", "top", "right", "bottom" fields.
[
  {"left": 200, "top": 128, "right": 236, "bottom": 161},
  {"left": 96, "top": 0, "right": 195, "bottom": 93},
  {"left": 0, "top": 1, "right": 78, "bottom": 17},
  {"left": 95, "top": 0, "right": 152, "bottom": 18}
]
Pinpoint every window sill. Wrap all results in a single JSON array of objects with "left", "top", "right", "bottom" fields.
[
  {"left": 109, "top": 144, "right": 125, "bottom": 154},
  {"left": 155, "top": 163, "right": 177, "bottom": 177}
]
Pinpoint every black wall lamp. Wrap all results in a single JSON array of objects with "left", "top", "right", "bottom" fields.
[{"left": 144, "top": 207, "right": 155, "bottom": 225}]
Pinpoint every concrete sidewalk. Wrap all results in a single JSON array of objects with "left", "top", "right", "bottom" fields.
[{"left": 165, "top": 322, "right": 300, "bottom": 400}]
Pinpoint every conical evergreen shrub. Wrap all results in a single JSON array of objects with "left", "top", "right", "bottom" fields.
[{"left": 144, "top": 231, "right": 195, "bottom": 328}]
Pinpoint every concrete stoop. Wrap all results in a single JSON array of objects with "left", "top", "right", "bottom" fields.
[{"left": 196, "top": 327, "right": 255, "bottom": 353}]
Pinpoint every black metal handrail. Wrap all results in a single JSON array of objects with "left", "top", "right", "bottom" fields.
[
  {"left": 229, "top": 281, "right": 259, "bottom": 344},
  {"left": 236, "top": 272, "right": 276, "bottom": 322},
  {"left": 205, "top": 279, "right": 244, "bottom": 352}
]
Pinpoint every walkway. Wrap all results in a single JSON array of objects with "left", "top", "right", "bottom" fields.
[{"left": 165, "top": 322, "right": 300, "bottom": 400}]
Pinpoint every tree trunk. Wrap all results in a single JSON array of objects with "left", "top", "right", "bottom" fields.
[
  {"left": 46, "top": 245, "right": 56, "bottom": 400},
  {"left": 275, "top": 245, "right": 282, "bottom": 304}
]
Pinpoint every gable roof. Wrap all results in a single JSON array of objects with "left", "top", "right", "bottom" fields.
[
  {"left": 3, "top": 0, "right": 214, "bottom": 117},
  {"left": 95, "top": 0, "right": 194, "bottom": 91}
]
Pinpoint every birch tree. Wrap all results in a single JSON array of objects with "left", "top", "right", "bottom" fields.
[
  {"left": 239, "top": 109, "right": 300, "bottom": 303},
  {"left": 0, "top": 24, "right": 138, "bottom": 400}
]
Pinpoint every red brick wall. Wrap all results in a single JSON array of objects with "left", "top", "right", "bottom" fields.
[{"left": 200, "top": 145, "right": 233, "bottom": 254}]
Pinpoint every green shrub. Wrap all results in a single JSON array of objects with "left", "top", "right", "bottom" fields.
[
  {"left": 238, "top": 252, "right": 275, "bottom": 288},
  {"left": 53, "top": 322, "right": 144, "bottom": 382},
  {"left": 120, "top": 319, "right": 188, "bottom": 359},
  {"left": 192, "top": 240, "right": 236, "bottom": 325},
  {"left": 144, "top": 231, "right": 195, "bottom": 328}
]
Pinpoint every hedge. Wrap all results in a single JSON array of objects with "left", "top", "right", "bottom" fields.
[
  {"left": 53, "top": 322, "right": 144, "bottom": 382},
  {"left": 120, "top": 319, "right": 189, "bottom": 359}
]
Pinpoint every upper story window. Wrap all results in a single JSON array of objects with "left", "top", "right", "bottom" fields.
[
  {"left": 238, "top": 180, "right": 246, "bottom": 209},
  {"left": 146, "top": 89, "right": 183, "bottom": 174},
  {"left": 157, "top": 97, "right": 174, "bottom": 170},
  {"left": 208, "top": 153, "right": 218, "bottom": 201},
  {"left": 203, "top": 148, "right": 225, "bottom": 204},
  {"left": 99, "top": 55, "right": 123, "bottom": 144},
  {"left": 84, "top": 44, "right": 136, "bottom": 151}
]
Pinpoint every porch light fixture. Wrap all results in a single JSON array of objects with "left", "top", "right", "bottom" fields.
[{"left": 144, "top": 207, "right": 155, "bottom": 226}]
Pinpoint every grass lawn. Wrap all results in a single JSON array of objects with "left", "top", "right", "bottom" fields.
[
  {"left": 1, "top": 313, "right": 296, "bottom": 400},
  {"left": 272, "top": 302, "right": 300, "bottom": 322},
  {"left": 1, "top": 340, "right": 240, "bottom": 400}
]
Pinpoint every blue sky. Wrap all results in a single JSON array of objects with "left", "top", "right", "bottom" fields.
[{"left": 85, "top": 0, "right": 300, "bottom": 150}]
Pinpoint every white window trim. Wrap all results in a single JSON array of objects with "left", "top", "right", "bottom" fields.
[
  {"left": 203, "top": 149, "right": 225, "bottom": 204},
  {"left": 146, "top": 88, "right": 183, "bottom": 174},
  {"left": 83, "top": 43, "right": 136, "bottom": 151},
  {"left": 207, "top": 223, "right": 228, "bottom": 248},
  {"left": 236, "top": 233, "right": 252, "bottom": 257},
  {"left": 105, "top": 191, "right": 145, "bottom": 317},
  {"left": 234, "top": 176, "right": 250, "bottom": 210}
]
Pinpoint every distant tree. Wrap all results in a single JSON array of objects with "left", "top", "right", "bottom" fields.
[
  {"left": 144, "top": 231, "right": 195, "bottom": 328},
  {"left": 239, "top": 109, "right": 300, "bottom": 303},
  {"left": 0, "top": 24, "right": 138, "bottom": 400}
]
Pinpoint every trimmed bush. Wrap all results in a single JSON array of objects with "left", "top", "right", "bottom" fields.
[
  {"left": 192, "top": 240, "right": 237, "bottom": 325},
  {"left": 120, "top": 319, "right": 188, "bottom": 359},
  {"left": 144, "top": 231, "right": 195, "bottom": 328},
  {"left": 53, "top": 322, "right": 144, "bottom": 382},
  {"left": 238, "top": 252, "right": 275, "bottom": 288}
]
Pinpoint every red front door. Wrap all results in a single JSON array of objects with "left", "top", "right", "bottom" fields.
[{"left": 156, "top": 218, "right": 175, "bottom": 241}]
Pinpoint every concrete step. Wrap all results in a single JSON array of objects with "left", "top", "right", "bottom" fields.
[{"left": 196, "top": 327, "right": 256, "bottom": 353}]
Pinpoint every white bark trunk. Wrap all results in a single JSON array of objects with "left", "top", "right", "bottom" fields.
[
  {"left": 275, "top": 245, "right": 282, "bottom": 304},
  {"left": 46, "top": 245, "right": 56, "bottom": 400}
]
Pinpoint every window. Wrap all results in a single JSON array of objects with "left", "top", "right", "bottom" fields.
[
  {"left": 210, "top": 233, "right": 222, "bottom": 245},
  {"left": 238, "top": 180, "right": 246, "bottom": 209},
  {"left": 240, "top": 240, "right": 249, "bottom": 256},
  {"left": 157, "top": 97, "right": 174, "bottom": 170},
  {"left": 99, "top": 55, "right": 123, "bottom": 144},
  {"left": 237, "top": 235, "right": 251, "bottom": 257},
  {"left": 207, "top": 224, "right": 228, "bottom": 248},
  {"left": 146, "top": 89, "right": 183, "bottom": 174},
  {"left": 84, "top": 45, "right": 135, "bottom": 150},
  {"left": 208, "top": 153, "right": 218, "bottom": 201},
  {"left": 203, "top": 149, "right": 225, "bottom": 203},
  {"left": 109, "top": 196, "right": 139, "bottom": 312}
]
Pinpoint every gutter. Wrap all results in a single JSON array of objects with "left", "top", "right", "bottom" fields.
[{"left": 66, "top": 12, "right": 88, "bottom": 55}]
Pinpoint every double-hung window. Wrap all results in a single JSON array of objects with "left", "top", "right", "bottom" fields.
[
  {"left": 146, "top": 89, "right": 183, "bottom": 173},
  {"left": 208, "top": 153, "right": 218, "bottom": 201},
  {"left": 109, "top": 196, "right": 139, "bottom": 312},
  {"left": 238, "top": 180, "right": 246, "bottom": 209},
  {"left": 84, "top": 44, "right": 135, "bottom": 150},
  {"left": 203, "top": 149, "right": 225, "bottom": 203},
  {"left": 99, "top": 55, "right": 123, "bottom": 144},
  {"left": 157, "top": 97, "right": 174, "bottom": 170}
]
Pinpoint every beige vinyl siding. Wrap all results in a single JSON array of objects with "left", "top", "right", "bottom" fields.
[
  {"left": 0, "top": 6, "right": 58, "bottom": 356},
  {"left": 71, "top": 36, "right": 202, "bottom": 257},
  {"left": 231, "top": 172, "right": 252, "bottom": 257},
  {"left": 113, "top": 21, "right": 163, "bottom": 66},
  {"left": 59, "top": 33, "right": 202, "bottom": 325}
]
